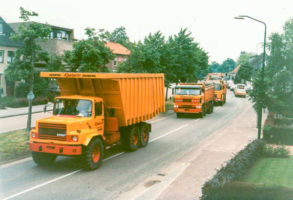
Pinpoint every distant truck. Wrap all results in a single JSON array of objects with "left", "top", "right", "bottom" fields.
[
  {"left": 173, "top": 83, "right": 214, "bottom": 118},
  {"left": 29, "top": 72, "right": 165, "bottom": 170},
  {"left": 207, "top": 73, "right": 225, "bottom": 81},
  {"left": 205, "top": 80, "right": 227, "bottom": 105}
]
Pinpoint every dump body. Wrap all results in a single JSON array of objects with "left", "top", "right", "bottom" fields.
[
  {"left": 173, "top": 83, "right": 214, "bottom": 116},
  {"left": 40, "top": 72, "right": 165, "bottom": 127}
]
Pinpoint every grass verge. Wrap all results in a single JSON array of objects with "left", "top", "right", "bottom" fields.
[
  {"left": 244, "top": 156, "right": 293, "bottom": 188},
  {"left": 0, "top": 129, "right": 31, "bottom": 164}
]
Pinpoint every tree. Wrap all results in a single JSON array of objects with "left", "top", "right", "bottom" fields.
[
  {"left": 208, "top": 62, "right": 221, "bottom": 73},
  {"left": 64, "top": 28, "right": 114, "bottom": 72},
  {"left": 109, "top": 27, "right": 130, "bottom": 48},
  {"left": 221, "top": 58, "right": 236, "bottom": 73},
  {"left": 237, "top": 51, "right": 254, "bottom": 66},
  {"left": 234, "top": 61, "right": 253, "bottom": 83}
]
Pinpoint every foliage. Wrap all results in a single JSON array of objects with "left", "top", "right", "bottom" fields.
[
  {"left": 0, "top": 96, "right": 48, "bottom": 108},
  {"left": 4, "top": 7, "right": 52, "bottom": 99},
  {"left": 118, "top": 29, "right": 209, "bottom": 85},
  {"left": 201, "top": 139, "right": 265, "bottom": 200},
  {"left": 221, "top": 58, "right": 236, "bottom": 73},
  {"left": 97, "top": 27, "right": 131, "bottom": 49},
  {"left": 208, "top": 181, "right": 293, "bottom": 200},
  {"left": 237, "top": 51, "right": 255, "bottom": 66},
  {"left": 64, "top": 28, "right": 114, "bottom": 72},
  {"left": 263, "top": 145, "right": 290, "bottom": 158},
  {"left": 234, "top": 61, "right": 253, "bottom": 83},
  {"left": 263, "top": 125, "right": 293, "bottom": 145},
  {"left": 208, "top": 62, "right": 221, "bottom": 73}
]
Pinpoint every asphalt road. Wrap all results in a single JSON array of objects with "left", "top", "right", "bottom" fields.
[{"left": 0, "top": 91, "right": 250, "bottom": 200}]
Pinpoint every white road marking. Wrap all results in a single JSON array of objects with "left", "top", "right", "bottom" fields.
[
  {"left": 149, "top": 124, "right": 189, "bottom": 142},
  {"left": 3, "top": 122, "right": 190, "bottom": 200},
  {"left": 3, "top": 170, "right": 81, "bottom": 200},
  {"left": 149, "top": 117, "right": 168, "bottom": 124}
]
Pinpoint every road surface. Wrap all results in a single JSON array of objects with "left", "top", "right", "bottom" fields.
[{"left": 0, "top": 91, "right": 255, "bottom": 200}]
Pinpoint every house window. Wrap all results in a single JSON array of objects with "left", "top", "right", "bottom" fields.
[
  {"left": 7, "top": 51, "right": 15, "bottom": 63},
  {"left": 0, "top": 24, "right": 3, "bottom": 34},
  {"left": 113, "top": 57, "right": 117, "bottom": 66},
  {"left": 0, "top": 50, "right": 4, "bottom": 63},
  {"left": 56, "top": 32, "right": 62, "bottom": 40}
]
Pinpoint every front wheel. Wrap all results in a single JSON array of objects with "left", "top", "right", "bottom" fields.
[
  {"left": 32, "top": 152, "right": 57, "bottom": 166},
  {"left": 82, "top": 138, "right": 104, "bottom": 170}
]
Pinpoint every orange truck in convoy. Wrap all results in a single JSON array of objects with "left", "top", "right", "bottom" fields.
[
  {"left": 173, "top": 83, "right": 214, "bottom": 118},
  {"left": 206, "top": 80, "right": 227, "bottom": 105},
  {"left": 207, "top": 73, "right": 225, "bottom": 81},
  {"left": 29, "top": 72, "right": 165, "bottom": 170}
]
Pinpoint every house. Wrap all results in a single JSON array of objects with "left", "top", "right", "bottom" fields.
[
  {"left": 0, "top": 17, "right": 22, "bottom": 96},
  {"left": 228, "top": 65, "right": 240, "bottom": 80},
  {"left": 105, "top": 42, "right": 130, "bottom": 72},
  {"left": 9, "top": 22, "right": 75, "bottom": 56}
]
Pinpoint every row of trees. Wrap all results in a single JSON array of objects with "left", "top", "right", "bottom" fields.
[
  {"left": 250, "top": 18, "right": 293, "bottom": 117},
  {"left": 209, "top": 58, "right": 236, "bottom": 73},
  {"left": 4, "top": 8, "right": 209, "bottom": 98}
]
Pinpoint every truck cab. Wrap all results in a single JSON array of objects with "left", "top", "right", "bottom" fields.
[
  {"left": 173, "top": 83, "right": 214, "bottom": 118},
  {"left": 206, "top": 80, "right": 227, "bottom": 105}
]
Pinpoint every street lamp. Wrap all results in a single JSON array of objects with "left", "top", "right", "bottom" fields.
[{"left": 235, "top": 15, "right": 267, "bottom": 139}]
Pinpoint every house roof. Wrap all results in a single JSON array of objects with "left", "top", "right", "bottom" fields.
[
  {"left": 105, "top": 42, "right": 130, "bottom": 56},
  {"left": 0, "top": 17, "right": 22, "bottom": 48},
  {"left": 232, "top": 65, "right": 240, "bottom": 73}
]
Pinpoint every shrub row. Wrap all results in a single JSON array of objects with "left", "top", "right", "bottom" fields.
[
  {"left": 201, "top": 139, "right": 265, "bottom": 200},
  {"left": 214, "top": 181, "right": 293, "bottom": 200},
  {"left": 263, "top": 124, "right": 293, "bottom": 145},
  {"left": 0, "top": 97, "right": 48, "bottom": 109}
]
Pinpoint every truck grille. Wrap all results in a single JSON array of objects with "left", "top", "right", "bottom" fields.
[
  {"left": 38, "top": 123, "right": 67, "bottom": 141},
  {"left": 180, "top": 105, "right": 194, "bottom": 108},
  {"left": 183, "top": 99, "right": 192, "bottom": 102}
]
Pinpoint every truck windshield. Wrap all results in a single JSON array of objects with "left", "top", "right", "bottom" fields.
[
  {"left": 214, "top": 84, "right": 222, "bottom": 91},
  {"left": 175, "top": 88, "right": 201, "bottom": 95},
  {"left": 53, "top": 99, "right": 92, "bottom": 117}
]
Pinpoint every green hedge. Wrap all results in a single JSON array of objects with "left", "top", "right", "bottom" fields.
[
  {"left": 201, "top": 140, "right": 265, "bottom": 200},
  {"left": 0, "top": 97, "right": 48, "bottom": 109},
  {"left": 213, "top": 181, "right": 293, "bottom": 200},
  {"left": 263, "top": 125, "right": 293, "bottom": 145}
]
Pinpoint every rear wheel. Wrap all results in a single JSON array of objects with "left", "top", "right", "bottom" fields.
[
  {"left": 123, "top": 126, "right": 140, "bottom": 151},
  {"left": 82, "top": 137, "right": 104, "bottom": 170},
  {"left": 176, "top": 113, "right": 181, "bottom": 118},
  {"left": 139, "top": 123, "right": 150, "bottom": 147},
  {"left": 32, "top": 152, "right": 57, "bottom": 166}
]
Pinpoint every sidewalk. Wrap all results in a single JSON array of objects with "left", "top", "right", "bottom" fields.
[
  {"left": 155, "top": 102, "right": 266, "bottom": 200},
  {"left": 0, "top": 103, "right": 53, "bottom": 118}
]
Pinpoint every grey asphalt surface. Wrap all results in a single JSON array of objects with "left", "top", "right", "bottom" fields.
[{"left": 0, "top": 91, "right": 251, "bottom": 200}]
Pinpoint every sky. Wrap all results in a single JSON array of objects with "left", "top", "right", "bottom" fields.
[{"left": 1, "top": 0, "right": 293, "bottom": 63}]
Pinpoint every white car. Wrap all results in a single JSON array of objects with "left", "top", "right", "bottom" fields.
[{"left": 234, "top": 84, "right": 247, "bottom": 97}]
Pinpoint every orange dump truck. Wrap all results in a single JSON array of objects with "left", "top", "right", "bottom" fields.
[
  {"left": 205, "top": 80, "right": 227, "bottom": 105},
  {"left": 29, "top": 72, "right": 165, "bottom": 170},
  {"left": 207, "top": 73, "right": 225, "bottom": 81},
  {"left": 173, "top": 83, "right": 214, "bottom": 118}
]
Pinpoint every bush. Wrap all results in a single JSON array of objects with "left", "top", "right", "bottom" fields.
[
  {"left": 263, "top": 126, "right": 293, "bottom": 145},
  {"left": 165, "top": 101, "right": 174, "bottom": 112},
  {"left": 0, "top": 96, "right": 48, "bottom": 108},
  {"left": 263, "top": 145, "right": 290, "bottom": 158},
  {"left": 213, "top": 181, "right": 293, "bottom": 200},
  {"left": 201, "top": 140, "right": 265, "bottom": 200}
]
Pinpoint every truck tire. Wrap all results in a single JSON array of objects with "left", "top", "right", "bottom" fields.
[
  {"left": 200, "top": 106, "right": 206, "bottom": 118},
  {"left": 82, "top": 137, "right": 104, "bottom": 170},
  {"left": 176, "top": 113, "right": 181, "bottom": 118},
  {"left": 207, "top": 102, "right": 211, "bottom": 114},
  {"left": 32, "top": 152, "right": 57, "bottom": 166},
  {"left": 211, "top": 103, "right": 214, "bottom": 113},
  {"left": 124, "top": 126, "right": 140, "bottom": 151},
  {"left": 139, "top": 124, "right": 149, "bottom": 147}
]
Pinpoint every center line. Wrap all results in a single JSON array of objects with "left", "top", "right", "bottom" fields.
[{"left": 3, "top": 123, "right": 189, "bottom": 200}]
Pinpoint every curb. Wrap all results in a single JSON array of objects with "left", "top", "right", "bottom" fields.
[{"left": 0, "top": 109, "right": 53, "bottom": 119}]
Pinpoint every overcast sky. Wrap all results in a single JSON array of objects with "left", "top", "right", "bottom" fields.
[{"left": 1, "top": 0, "right": 293, "bottom": 63}]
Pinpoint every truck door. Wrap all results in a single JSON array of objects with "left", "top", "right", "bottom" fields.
[{"left": 94, "top": 101, "right": 104, "bottom": 133}]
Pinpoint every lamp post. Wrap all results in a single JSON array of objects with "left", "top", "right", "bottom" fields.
[{"left": 235, "top": 15, "right": 266, "bottom": 139}]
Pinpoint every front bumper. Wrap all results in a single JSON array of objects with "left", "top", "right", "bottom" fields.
[
  {"left": 174, "top": 107, "right": 202, "bottom": 113},
  {"left": 29, "top": 142, "right": 82, "bottom": 155}
]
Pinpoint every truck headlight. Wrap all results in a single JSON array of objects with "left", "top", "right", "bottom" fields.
[
  {"left": 31, "top": 132, "right": 37, "bottom": 138},
  {"left": 196, "top": 105, "right": 201, "bottom": 109},
  {"left": 174, "top": 105, "right": 178, "bottom": 108},
  {"left": 71, "top": 136, "right": 78, "bottom": 142}
]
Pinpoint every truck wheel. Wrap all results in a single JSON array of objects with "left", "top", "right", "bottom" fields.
[
  {"left": 124, "top": 126, "right": 140, "bottom": 151},
  {"left": 32, "top": 152, "right": 57, "bottom": 166},
  {"left": 176, "top": 113, "right": 181, "bottom": 118},
  {"left": 207, "top": 103, "right": 211, "bottom": 114},
  {"left": 139, "top": 124, "right": 149, "bottom": 147},
  {"left": 211, "top": 103, "right": 214, "bottom": 113},
  {"left": 82, "top": 138, "right": 104, "bottom": 170}
]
